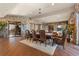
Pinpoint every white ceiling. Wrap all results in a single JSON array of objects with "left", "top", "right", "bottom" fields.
[
  {"left": 0, "top": 3, "right": 75, "bottom": 23},
  {"left": 0, "top": 3, "right": 17, "bottom": 17}
]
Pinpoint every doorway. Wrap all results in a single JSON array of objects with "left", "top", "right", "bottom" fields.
[{"left": 8, "top": 21, "right": 21, "bottom": 37}]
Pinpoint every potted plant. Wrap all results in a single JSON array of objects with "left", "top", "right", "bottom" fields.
[
  {"left": 0, "top": 21, "right": 7, "bottom": 31},
  {"left": 68, "top": 24, "right": 74, "bottom": 42},
  {"left": 0, "top": 21, "right": 7, "bottom": 37}
]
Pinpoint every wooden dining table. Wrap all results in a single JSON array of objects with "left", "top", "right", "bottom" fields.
[{"left": 35, "top": 32, "right": 53, "bottom": 39}]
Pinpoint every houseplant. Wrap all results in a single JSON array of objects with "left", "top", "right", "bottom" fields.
[
  {"left": 68, "top": 24, "right": 74, "bottom": 42},
  {"left": 0, "top": 21, "right": 7, "bottom": 31}
]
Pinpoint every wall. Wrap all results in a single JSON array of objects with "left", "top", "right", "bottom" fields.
[
  {"left": 76, "top": 13, "right": 79, "bottom": 45},
  {"left": 43, "top": 21, "right": 67, "bottom": 32}
]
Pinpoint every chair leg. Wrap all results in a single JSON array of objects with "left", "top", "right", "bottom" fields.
[
  {"left": 32, "top": 40, "right": 33, "bottom": 43},
  {"left": 26, "top": 38, "right": 27, "bottom": 40},
  {"left": 30, "top": 37, "right": 31, "bottom": 40},
  {"left": 40, "top": 42, "right": 41, "bottom": 45},
  {"left": 45, "top": 41, "right": 46, "bottom": 47},
  {"left": 63, "top": 45, "right": 65, "bottom": 49},
  {"left": 52, "top": 40, "right": 54, "bottom": 46},
  {"left": 36, "top": 41, "right": 37, "bottom": 43},
  {"left": 52, "top": 42, "right": 54, "bottom": 46},
  {"left": 40, "top": 41, "right": 42, "bottom": 45},
  {"left": 31, "top": 39, "right": 33, "bottom": 43}
]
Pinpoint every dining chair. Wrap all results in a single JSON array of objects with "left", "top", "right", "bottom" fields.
[
  {"left": 52, "top": 32, "right": 66, "bottom": 49},
  {"left": 31, "top": 30, "right": 39, "bottom": 43},
  {"left": 25, "top": 30, "right": 31, "bottom": 40},
  {"left": 39, "top": 30, "right": 47, "bottom": 47},
  {"left": 52, "top": 32, "right": 58, "bottom": 44},
  {"left": 55, "top": 35, "right": 66, "bottom": 49}
]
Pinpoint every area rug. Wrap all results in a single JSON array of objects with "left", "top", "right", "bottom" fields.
[{"left": 19, "top": 39, "right": 57, "bottom": 55}]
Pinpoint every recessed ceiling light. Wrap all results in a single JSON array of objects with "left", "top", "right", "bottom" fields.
[
  {"left": 56, "top": 15, "right": 61, "bottom": 18},
  {"left": 39, "top": 8, "right": 41, "bottom": 10},
  {"left": 51, "top": 3, "right": 54, "bottom": 6},
  {"left": 39, "top": 12, "right": 41, "bottom": 14}
]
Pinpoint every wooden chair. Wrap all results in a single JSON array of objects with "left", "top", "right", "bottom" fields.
[
  {"left": 55, "top": 36, "right": 66, "bottom": 49},
  {"left": 52, "top": 32, "right": 66, "bottom": 49},
  {"left": 52, "top": 32, "right": 58, "bottom": 44},
  {"left": 25, "top": 30, "right": 31, "bottom": 40},
  {"left": 39, "top": 30, "right": 47, "bottom": 46},
  {"left": 31, "top": 30, "right": 39, "bottom": 43}
]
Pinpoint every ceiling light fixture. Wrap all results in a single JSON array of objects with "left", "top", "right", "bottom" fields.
[
  {"left": 51, "top": 3, "right": 54, "bottom": 6},
  {"left": 39, "top": 8, "right": 41, "bottom": 11},
  {"left": 38, "top": 8, "right": 42, "bottom": 15}
]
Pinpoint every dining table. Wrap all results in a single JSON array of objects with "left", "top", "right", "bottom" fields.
[{"left": 35, "top": 32, "right": 53, "bottom": 39}]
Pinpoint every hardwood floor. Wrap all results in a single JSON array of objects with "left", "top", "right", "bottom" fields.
[
  {"left": 54, "top": 43, "right": 79, "bottom": 56},
  {"left": 0, "top": 37, "right": 79, "bottom": 56},
  {"left": 0, "top": 37, "right": 49, "bottom": 56}
]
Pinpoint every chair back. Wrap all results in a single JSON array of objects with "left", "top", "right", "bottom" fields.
[
  {"left": 31, "top": 30, "right": 37, "bottom": 39},
  {"left": 52, "top": 32, "right": 58, "bottom": 39},
  {"left": 39, "top": 30, "right": 46, "bottom": 41},
  {"left": 57, "top": 32, "right": 66, "bottom": 45},
  {"left": 52, "top": 32, "right": 58, "bottom": 36},
  {"left": 25, "top": 30, "right": 30, "bottom": 36}
]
